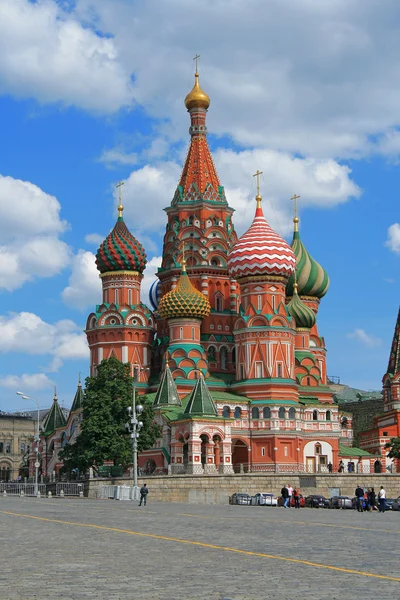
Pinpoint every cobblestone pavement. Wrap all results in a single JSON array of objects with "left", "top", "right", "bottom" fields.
[{"left": 1, "top": 497, "right": 400, "bottom": 600}]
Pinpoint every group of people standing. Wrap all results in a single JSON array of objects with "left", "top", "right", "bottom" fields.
[
  {"left": 354, "top": 485, "right": 387, "bottom": 512},
  {"left": 280, "top": 484, "right": 301, "bottom": 508}
]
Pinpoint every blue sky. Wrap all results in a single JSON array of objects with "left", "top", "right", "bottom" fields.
[{"left": 0, "top": 0, "right": 399, "bottom": 411}]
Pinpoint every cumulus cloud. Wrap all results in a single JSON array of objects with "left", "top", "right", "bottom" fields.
[
  {"left": 0, "top": 174, "right": 70, "bottom": 290},
  {"left": 0, "top": 0, "right": 133, "bottom": 112},
  {"left": 62, "top": 250, "right": 101, "bottom": 310},
  {"left": 347, "top": 328, "right": 382, "bottom": 348},
  {"left": 0, "top": 312, "right": 89, "bottom": 370},
  {"left": 84, "top": 233, "right": 104, "bottom": 246},
  {"left": 0, "top": 373, "right": 54, "bottom": 391},
  {"left": 99, "top": 148, "right": 138, "bottom": 167},
  {"left": 385, "top": 223, "right": 400, "bottom": 253}
]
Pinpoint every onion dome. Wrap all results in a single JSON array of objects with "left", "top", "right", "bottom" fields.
[
  {"left": 287, "top": 283, "right": 316, "bottom": 329},
  {"left": 185, "top": 71, "right": 210, "bottom": 111},
  {"left": 158, "top": 259, "right": 211, "bottom": 320},
  {"left": 228, "top": 192, "right": 296, "bottom": 280},
  {"left": 149, "top": 279, "right": 160, "bottom": 311},
  {"left": 96, "top": 204, "right": 147, "bottom": 274},
  {"left": 286, "top": 217, "right": 330, "bottom": 298}
]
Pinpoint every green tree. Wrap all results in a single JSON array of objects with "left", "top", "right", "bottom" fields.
[
  {"left": 60, "top": 357, "right": 161, "bottom": 473},
  {"left": 385, "top": 437, "right": 400, "bottom": 460}
]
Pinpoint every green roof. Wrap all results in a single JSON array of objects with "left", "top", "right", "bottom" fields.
[
  {"left": 387, "top": 307, "right": 400, "bottom": 377},
  {"left": 70, "top": 380, "right": 83, "bottom": 413},
  {"left": 153, "top": 366, "right": 181, "bottom": 407},
  {"left": 42, "top": 392, "right": 67, "bottom": 437},
  {"left": 210, "top": 391, "right": 248, "bottom": 402},
  {"left": 250, "top": 399, "right": 298, "bottom": 405},
  {"left": 183, "top": 377, "right": 218, "bottom": 417},
  {"left": 339, "top": 444, "right": 375, "bottom": 458}
]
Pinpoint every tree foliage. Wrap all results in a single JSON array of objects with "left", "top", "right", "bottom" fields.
[
  {"left": 385, "top": 437, "right": 400, "bottom": 460},
  {"left": 60, "top": 358, "right": 162, "bottom": 473}
]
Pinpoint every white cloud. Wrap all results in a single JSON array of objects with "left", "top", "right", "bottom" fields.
[
  {"left": 0, "top": 312, "right": 89, "bottom": 371},
  {"left": 0, "top": 0, "right": 133, "bottom": 113},
  {"left": 119, "top": 149, "right": 360, "bottom": 241},
  {"left": 141, "top": 256, "right": 162, "bottom": 306},
  {"left": 0, "top": 373, "right": 54, "bottom": 391},
  {"left": 84, "top": 233, "right": 104, "bottom": 246},
  {"left": 347, "top": 329, "right": 382, "bottom": 348},
  {"left": 99, "top": 148, "right": 138, "bottom": 167},
  {"left": 0, "top": 174, "right": 70, "bottom": 290},
  {"left": 385, "top": 223, "right": 400, "bottom": 254},
  {"left": 62, "top": 250, "right": 101, "bottom": 310}
]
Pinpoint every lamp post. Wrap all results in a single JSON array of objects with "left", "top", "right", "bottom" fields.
[
  {"left": 16, "top": 391, "right": 40, "bottom": 496},
  {"left": 125, "top": 367, "right": 146, "bottom": 495}
]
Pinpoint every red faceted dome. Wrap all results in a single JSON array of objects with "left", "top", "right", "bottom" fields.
[
  {"left": 96, "top": 209, "right": 147, "bottom": 274},
  {"left": 228, "top": 199, "right": 296, "bottom": 280}
]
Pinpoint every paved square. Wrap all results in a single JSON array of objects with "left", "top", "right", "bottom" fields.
[{"left": 0, "top": 496, "right": 399, "bottom": 599}]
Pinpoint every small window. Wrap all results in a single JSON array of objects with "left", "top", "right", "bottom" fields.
[
  {"left": 128, "top": 289, "right": 132, "bottom": 305},
  {"left": 261, "top": 447, "right": 265, "bottom": 457},
  {"left": 284, "top": 446, "right": 288, "bottom": 457},
  {"left": 5, "top": 442, "right": 11, "bottom": 454},
  {"left": 211, "top": 258, "right": 219, "bottom": 267},
  {"left": 251, "top": 407, "right": 259, "bottom": 419},
  {"left": 180, "top": 327, "right": 183, "bottom": 339},
  {"left": 20, "top": 443, "right": 25, "bottom": 454},
  {"left": 0, "top": 442, "right": 3, "bottom": 453},
  {"left": 257, "top": 295, "right": 262, "bottom": 311},
  {"left": 234, "top": 407, "right": 242, "bottom": 418},
  {"left": 215, "top": 296, "right": 223, "bottom": 311},
  {"left": 315, "top": 444, "right": 322, "bottom": 455},
  {"left": 288, "top": 407, "right": 295, "bottom": 419},
  {"left": 383, "top": 431, "right": 388, "bottom": 436},
  {"left": 263, "top": 407, "right": 271, "bottom": 419},
  {"left": 307, "top": 377, "right": 311, "bottom": 386},
  {"left": 341, "top": 417, "right": 348, "bottom": 429},
  {"left": 278, "top": 407, "right": 285, "bottom": 419},
  {"left": 115, "top": 289, "right": 119, "bottom": 305},
  {"left": 326, "top": 410, "right": 331, "bottom": 421},
  {"left": 277, "top": 364, "right": 282, "bottom": 378},
  {"left": 192, "top": 327, "right": 195, "bottom": 340},
  {"left": 313, "top": 410, "right": 318, "bottom": 421},
  {"left": 272, "top": 296, "right": 276, "bottom": 310},
  {"left": 222, "top": 406, "right": 231, "bottom": 418}
]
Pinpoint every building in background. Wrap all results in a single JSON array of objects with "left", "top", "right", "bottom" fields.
[{"left": 0, "top": 412, "right": 35, "bottom": 481}]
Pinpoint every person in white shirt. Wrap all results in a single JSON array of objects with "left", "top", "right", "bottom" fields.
[
  {"left": 287, "top": 485, "right": 293, "bottom": 507},
  {"left": 378, "top": 486, "right": 386, "bottom": 513}
]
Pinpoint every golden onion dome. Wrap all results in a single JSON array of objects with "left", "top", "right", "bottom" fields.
[
  {"left": 184, "top": 72, "right": 210, "bottom": 111},
  {"left": 158, "top": 261, "right": 211, "bottom": 320}
]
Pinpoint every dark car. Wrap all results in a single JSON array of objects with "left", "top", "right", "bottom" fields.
[
  {"left": 230, "top": 493, "right": 251, "bottom": 505},
  {"left": 329, "top": 495, "right": 353, "bottom": 509},
  {"left": 392, "top": 497, "right": 400, "bottom": 511},
  {"left": 385, "top": 498, "right": 395, "bottom": 510},
  {"left": 305, "top": 494, "right": 330, "bottom": 508},
  {"left": 277, "top": 494, "right": 305, "bottom": 507}
]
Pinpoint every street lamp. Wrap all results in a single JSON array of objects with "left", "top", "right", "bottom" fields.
[
  {"left": 16, "top": 391, "right": 40, "bottom": 496},
  {"left": 125, "top": 367, "right": 147, "bottom": 495}
]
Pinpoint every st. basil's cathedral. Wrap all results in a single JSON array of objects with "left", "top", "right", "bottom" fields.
[{"left": 40, "top": 67, "right": 372, "bottom": 478}]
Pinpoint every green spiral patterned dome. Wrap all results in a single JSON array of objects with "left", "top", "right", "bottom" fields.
[
  {"left": 287, "top": 284, "right": 316, "bottom": 329},
  {"left": 286, "top": 227, "right": 329, "bottom": 298},
  {"left": 158, "top": 262, "right": 211, "bottom": 320},
  {"left": 96, "top": 210, "right": 147, "bottom": 274}
]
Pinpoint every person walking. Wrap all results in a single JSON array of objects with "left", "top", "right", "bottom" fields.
[
  {"left": 328, "top": 462, "right": 333, "bottom": 473},
  {"left": 139, "top": 483, "right": 149, "bottom": 506},
  {"left": 355, "top": 484, "right": 364, "bottom": 512},
  {"left": 287, "top": 484, "right": 293, "bottom": 507},
  {"left": 378, "top": 486, "right": 386, "bottom": 513},
  {"left": 293, "top": 487, "right": 300, "bottom": 509},
  {"left": 281, "top": 485, "right": 289, "bottom": 508},
  {"left": 368, "top": 487, "right": 377, "bottom": 511}
]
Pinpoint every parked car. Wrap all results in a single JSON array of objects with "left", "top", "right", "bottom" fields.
[
  {"left": 385, "top": 498, "right": 396, "bottom": 510},
  {"left": 391, "top": 497, "right": 400, "bottom": 511},
  {"left": 305, "top": 494, "right": 330, "bottom": 508},
  {"left": 230, "top": 493, "right": 251, "bottom": 505},
  {"left": 254, "top": 492, "right": 278, "bottom": 506},
  {"left": 329, "top": 495, "right": 353, "bottom": 509},
  {"left": 277, "top": 494, "right": 305, "bottom": 507}
]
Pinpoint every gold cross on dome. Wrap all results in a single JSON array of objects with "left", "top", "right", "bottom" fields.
[
  {"left": 116, "top": 181, "right": 124, "bottom": 217},
  {"left": 291, "top": 193, "right": 300, "bottom": 219},
  {"left": 253, "top": 170, "right": 263, "bottom": 196},
  {"left": 193, "top": 54, "right": 200, "bottom": 74}
]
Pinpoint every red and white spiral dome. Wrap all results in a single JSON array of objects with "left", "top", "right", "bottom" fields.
[{"left": 228, "top": 197, "right": 296, "bottom": 280}]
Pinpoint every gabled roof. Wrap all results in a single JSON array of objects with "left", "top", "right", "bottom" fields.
[
  {"left": 387, "top": 307, "right": 400, "bottom": 377},
  {"left": 339, "top": 444, "right": 376, "bottom": 458},
  {"left": 70, "top": 376, "right": 84, "bottom": 413},
  {"left": 153, "top": 365, "right": 182, "bottom": 407},
  {"left": 42, "top": 390, "right": 67, "bottom": 437},
  {"left": 183, "top": 377, "right": 218, "bottom": 416}
]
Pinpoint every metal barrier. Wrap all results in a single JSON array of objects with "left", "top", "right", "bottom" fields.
[
  {"left": 0, "top": 483, "right": 46, "bottom": 496},
  {"left": 98, "top": 485, "right": 140, "bottom": 501},
  {"left": 56, "top": 483, "right": 84, "bottom": 497}
]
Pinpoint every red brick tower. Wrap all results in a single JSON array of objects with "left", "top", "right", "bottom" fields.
[
  {"left": 155, "top": 67, "right": 239, "bottom": 380},
  {"left": 86, "top": 188, "right": 155, "bottom": 383}
]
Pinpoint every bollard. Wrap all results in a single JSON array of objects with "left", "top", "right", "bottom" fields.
[
  {"left": 37, "top": 491, "right": 41, "bottom": 498},
  {"left": 79, "top": 491, "right": 84, "bottom": 498},
  {"left": 20, "top": 491, "right": 25, "bottom": 498},
  {"left": 48, "top": 491, "right": 52, "bottom": 498},
  {"left": 60, "top": 490, "right": 64, "bottom": 498},
  {"left": 3, "top": 490, "right": 7, "bottom": 497}
]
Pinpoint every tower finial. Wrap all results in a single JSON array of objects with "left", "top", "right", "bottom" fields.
[
  {"left": 185, "top": 55, "right": 210, "bottom": 111},
  {"left": 193, "top": 53, "right": 200, "bottom": 75},
  {"left": 53, "top": 386, "right": 58, "bottom": 401},
  {"left": 116, "top": 181, "right": 124, "bottom": 219},
  {"left": 291, "top": 193, "right": 300, "bottom": 232},
  {"left": 78, "top": 372, "right": 81, "bottom": 387},
  {"left": 253, "top": 170, "right": 263, "bottom": 209},
  {"left": 182, "top": 242, "right": 186, "bottom": 272}
]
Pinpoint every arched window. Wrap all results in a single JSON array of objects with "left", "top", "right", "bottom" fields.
[
  {"left": 215, "top": 295, "right": 223, "bottom": 311},
  {"left": 315, "top": 443, "right": 322, "bottom": 455},
  {"left": 251, "top": 407, "right": 259, "bottom": 419},
  {"left": 263, "top": 407, "right": 271, "bottom": 419},
  {"left": 211, "top": 258, "right": 219, "bottom": 267},
  {"left": 326, "top": 410, "right": 331, "bottom": 421},
  {"left": 222, "top": 406, "right": 231, "bottom": 418},
  {"left": 220, "top": 347, "right": 228, "bottom": 370},
  {"left": 288, "top": 407, "right": 295, "bottom": 419},
  {"left": 307, "top": 376, "right": 311, "bottom": 386},
  {"left": 5, "top": 442, "right": 11, "bottom": 454},
  {"left": 278, "top": 407, "right": 285, "bottom": 419},
  {"left": 341, "top": 416, "right": 348, "bottom": 429},
  {"left": 232, "top": 347, "right": 236, "bottom": 367},
  {"left": 208, "top": 346, "right": 216, "bottom": 362},
  {"left": 313, "top": 410, "right": 318, "bottom": 421},
  {"left": 20, "top": 443, "right": 25, "bottom": 454},
  {"left": 0, "top": 442, "right": 3, "bottom": 453},
  {"left": 234, "top": 407, "right": 242, "bottom": 418}
]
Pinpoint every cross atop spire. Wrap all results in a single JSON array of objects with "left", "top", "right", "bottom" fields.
[
  {"left": 291, "top": 193, "right": 300, "bottom": 232},
  {"left": 253, "top": 170, "right": 263, "bottom": 210},
  {"left": 193, "top": 53, "right": 200, "bottom": 74},
  {"left": 116, "top": 181, "right": 124, "bottom": 218}
]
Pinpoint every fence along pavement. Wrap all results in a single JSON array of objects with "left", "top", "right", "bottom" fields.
[
  {"left": 98, "top": 485, "right": 140, "bottom": 501},
  {"left": 0, "top": 483, "right": 46, "bottom": 496}
]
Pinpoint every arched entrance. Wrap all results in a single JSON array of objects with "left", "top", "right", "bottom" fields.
[
  {"left": 232, "top": 439, "right": 249, "bottom": 471},
  {"left": 0, "top": 463, "right": 11, "bottom": 482}
]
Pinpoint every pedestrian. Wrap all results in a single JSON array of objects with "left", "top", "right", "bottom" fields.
[
  {"left": 378, "top": 486, "right": 386, "bottom": 513},
  {"left": 139, "top": 483, "right": 149, "bottom": 506},
  {"left": 328, "top": 462, "right": 333, "bottom": 473},
  {"left": 355, "top": 484, "right": 364, "bottom": 512},
  {"left": 338, "top": 460, "right": 345, "bottom": 473},
  {"left": 293, "top": 487, "right": 300, "bottom": 509},
  {"left": 368, "top": 487, "right": 377, "bottom": 511},
  {"left": 287, "top": 484, "right": 293, "bottom": 507},
  {"left": 281, "top": 484, "right": 289, "bottom": 508}
]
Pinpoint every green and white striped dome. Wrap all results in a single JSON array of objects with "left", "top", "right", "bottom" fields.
[
  {"left": 287, "top": 284, "right": 316, "bottom": 329},
  {"left": 286, "top": 226, "right": 329, "bottom": 298}
]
